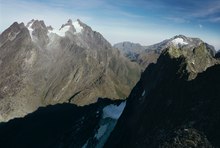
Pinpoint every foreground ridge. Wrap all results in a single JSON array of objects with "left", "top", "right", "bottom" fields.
[{"left": 105, "top": 43, "right": 220, "bottom": 147}]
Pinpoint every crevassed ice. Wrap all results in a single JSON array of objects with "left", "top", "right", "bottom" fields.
[
  {"left": 172, "top": 38, "right": 188, "bottom": 45},
  {"left": 102, "top": 101, "right": 126, "bottom": 119}
]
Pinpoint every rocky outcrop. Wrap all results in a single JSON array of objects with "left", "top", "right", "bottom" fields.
[
  {"left": 105, "top": 43, "right": 220, "bottom": 147},
  {"left": 0, "top": 19, "right": 141, "bottom": 121}
]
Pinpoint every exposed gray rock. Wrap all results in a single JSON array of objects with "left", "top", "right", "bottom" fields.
[
  {"left": 0, "top": 19, "right": 141, "bottom": 121},
  {"left": 114, "top": 42, "right": 145, "bottom": 61}
]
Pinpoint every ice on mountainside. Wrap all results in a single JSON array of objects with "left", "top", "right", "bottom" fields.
[
  {"left": 102, "top": 101, "right": 126, "bottom": 119},
  {"left": 73, "top": 20, "right": 83, "bottom": 33},
  {"left": 171, "top": 37, "right": 188, "bottom": 45},
  {"left": 27, "top": 20, "right": 34, "bottom": 39}
]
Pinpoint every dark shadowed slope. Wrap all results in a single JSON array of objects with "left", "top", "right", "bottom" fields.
[
  {"left": 105, "top": 44, "right": 220, "bottom": 147},
  {"left": 0, "top": 99, "right": 125, "bottom": 148}
]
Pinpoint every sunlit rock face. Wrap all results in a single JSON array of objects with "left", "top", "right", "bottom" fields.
[{"left": 0, "top": 19, "right": 141, "bottom": 121}]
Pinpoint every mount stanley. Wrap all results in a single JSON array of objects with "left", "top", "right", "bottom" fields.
[{"left": 0, "top": 19, "right": 141, "bottom": 121}]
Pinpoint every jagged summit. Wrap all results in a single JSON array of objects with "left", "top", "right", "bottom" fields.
[
  {"left": 172, "top": 34, "right": 189, "bottom": 41},
  {"left": 23, "top": 18, "right": 112, "bottom": 50},
  {"left": 67, "top": 19, "right": 72, "bottom": 25},
  {"left": 171, "top": 35, "right": 188, "bottom": 46},
  {"left": 26, "top": 19, "right": 47, "bottom": 30},
  {"left": 26, "top": 19, "right": 34, "bottom": 28},
  {"left": 0, "top": 19, "right": 140, "bottom": 121},
  {"left": 166, "top": 35, "right": 203, "bottom": 49},
  {"left": 48, "top": 19, "right": 83, "bottom": 37},
  {"left": 25, "top": 19, "right": 84, "bottom": 39}
]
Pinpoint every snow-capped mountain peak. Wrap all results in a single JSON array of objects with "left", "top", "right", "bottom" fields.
[
  {"left": 26, "top": 19, "right": 49, "bottom": 41},
  {"left": 171, "top": 37, "right": 188, "bottom": 45}
]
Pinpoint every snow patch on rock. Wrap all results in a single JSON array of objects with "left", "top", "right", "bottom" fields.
[
  {"left": 27, "top": 21, "right": 34, "bottom": 39},
  {"left": 172, "top": 38, "right": 188, "bottom": 45},
  {"left": 73, "top": 20, "right": 83, "bottom": 33}
]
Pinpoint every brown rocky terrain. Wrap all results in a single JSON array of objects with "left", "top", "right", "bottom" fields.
[{"left": 0, "top": 19, "right": 141, "bottom": 121}]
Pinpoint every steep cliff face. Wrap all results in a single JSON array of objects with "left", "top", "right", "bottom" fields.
[
  {"left": 0, "top": 19, "right": 141, "bottom": 121},
  {"left": 105, "top": 44, "right": 220, "bottom": 147}
]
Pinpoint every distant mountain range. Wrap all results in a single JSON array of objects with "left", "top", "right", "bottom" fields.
[{"left": 114, "top": 35, "right": 216, "bottom": 70}]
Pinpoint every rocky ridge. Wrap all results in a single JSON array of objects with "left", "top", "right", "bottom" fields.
[
  {"left": 114, "top": 35, "right": 216, "bottom": 70},
  {"left": 105, "top": 40, "right": 220, "bottom": 147}
]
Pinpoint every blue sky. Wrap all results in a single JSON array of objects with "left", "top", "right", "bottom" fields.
[{"left": 1, "top": 0, "right": 220, "bottom": 49}]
